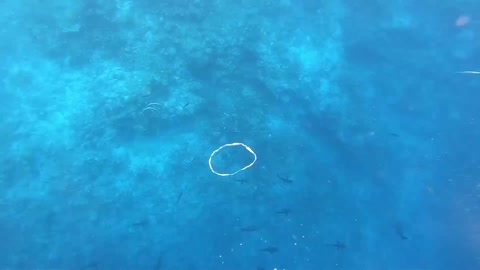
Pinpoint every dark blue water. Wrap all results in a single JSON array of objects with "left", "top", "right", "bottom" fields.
[{"left": 1, "top": 1, "right": 480, "bottom": 269}]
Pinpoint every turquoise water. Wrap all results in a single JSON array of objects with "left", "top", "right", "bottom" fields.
[{"left": 1, "top": 1, "right": 480, "bottom": 269}]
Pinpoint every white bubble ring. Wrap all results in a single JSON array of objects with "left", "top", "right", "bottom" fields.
[{"left": 208, "top": 142, "right": 257, "bottom": 176}]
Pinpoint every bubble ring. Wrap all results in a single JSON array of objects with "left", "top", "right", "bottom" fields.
[{"left": 208, "top": 142, "right": 257, "bottom": 176}]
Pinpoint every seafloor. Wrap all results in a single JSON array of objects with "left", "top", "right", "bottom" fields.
[{"left": 1, "top": 1, "right": 480, "bottom": 269}]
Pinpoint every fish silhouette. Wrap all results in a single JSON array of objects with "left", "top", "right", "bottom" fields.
[
  {"left": 275, "top": 208, "right": 292, "bottom": 216},
  {"left": 260, "top": 246, "right": 278, "bottom": 254},
  {"left": 325, "top": 241, "right": 346, "bottom": 250},
  {"left": 277, "top": 174, "right": 293, "bottom": 184},
  {"left": 234, "top": 178, "right": 248, "bottom": 184},
  {"left": 395, "top": 223, "right": 408, "bottom": 240},
  {"left": 240, "top": 225, "right": 259, "bottom": 232}
]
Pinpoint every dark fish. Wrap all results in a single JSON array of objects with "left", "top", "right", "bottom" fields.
[
  {"left": 182, "top": 103, "right": 190, "bottom": 109},
  {"left": 234, "top": 178, "right": 247, "bottom": 184},
  {"left": 275, "top": 208, "right": 292, "bottom": 216},
  {"left": 277, "top": 174, "right": 293, "bottom": 184},
  {"left": 131, "top": 219, "right": 148, "bottom": 227},
  {"left": 82, "top": 261, "right": 99, "bottom": 270},
  {"left": 153, "top": 255, "right": 163, "bottom": 270},
  {"left": 240, "top": 225, "right": 259, "bottom": 232},
  {"left": 325, "top": 241, "right": 346, "bottom": 250},
  {"left": 260, "top": 246, "right": 278, "bottom": 254},
  {"left": 395, "top": 223, "right": 408, "bottom": 240},
  {"left": 176, "top": 191, "right": 184, "bottom": 205},
  {"left": 389, "top": 132, "right": 399, "bottom": 137}
]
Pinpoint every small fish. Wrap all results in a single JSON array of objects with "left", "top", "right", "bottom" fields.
[
  {"left": 260, "top": 246, "right": 278, "bottom": 254},
  {"left": 395, "top": 223, "right": 408, "bottom": 240},
  {"left": 176, "top": 191, "right": 184, "bottom": 205},
  {"left": 425, "top": 185, "right": 435, "bottom": 195},
  {"left": 234, "top": 178, "right": 248, "bottom": 184},
  {"left": 277, "top": 174, "right": 293, "bottom": 184},
  {"left": 325, "top": 241, "right": 346, "bottom": 250},
  {"left": 182, "top": 102, "right": 190, "bottom": 109},
  {"left": 275, "top": 208, "right": 292, "bottom": 216},
  {"left": 240, "top": 225, "right": 259, "bottom": 232},
  {"left": 153, "top": 255, "right": 163, "bottom": 270},
  {"left": 131, "top": 219, "right": 148, "bottom": 227},
  {"left": 389, "top": 132, "right": 399, "bottom": 137},
  {"left": 82, "top": 261, "right": 99, "bottom": 270}
]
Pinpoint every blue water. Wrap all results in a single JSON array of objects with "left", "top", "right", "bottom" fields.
[{"left": 1, "top": 1, "right": 480, "bottom": 269}]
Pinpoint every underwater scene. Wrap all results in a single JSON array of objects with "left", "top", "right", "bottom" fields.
[{"left": 1, "top": 0, "right": 480, "bottom": 269}]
